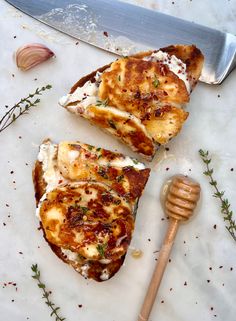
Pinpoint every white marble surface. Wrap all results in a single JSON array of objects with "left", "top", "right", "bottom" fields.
[{"left": 0, "top": 1, "right": 236, "bottom": 321}]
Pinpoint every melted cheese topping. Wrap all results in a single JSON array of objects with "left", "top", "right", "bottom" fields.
[
  {"left": 39, "top": 181, "right": 134, "bottom": 261},
  {"left": 143, "top": 51, "right": 190, "bottom": 93}
]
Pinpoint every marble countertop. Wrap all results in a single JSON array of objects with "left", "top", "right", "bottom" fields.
[{"left": 0, "top": 1, "right": 236, "bottom": 321}]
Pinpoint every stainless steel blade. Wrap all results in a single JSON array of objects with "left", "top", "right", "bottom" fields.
[{"left": 5, "top": 0, "right": 236, "bottom": 84}]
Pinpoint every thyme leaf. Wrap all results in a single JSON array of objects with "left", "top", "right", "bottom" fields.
[
  {"left": 199, "top": 149, "right": 236, "bottom": 242},
  {"left": 96, "top": 98, "right": 108, "bottom": 107},
  {"left": 96, "top": 244, "right": 107, "bottom": 258},
  {"left": 31, "top": 264, "right": 66, "bottom": 321},
  {"left": 153, "top": 75, "right": 160, "bottom": 88},
  {"left": 0, "top": 85, "right": 52, "bottom": 134}
]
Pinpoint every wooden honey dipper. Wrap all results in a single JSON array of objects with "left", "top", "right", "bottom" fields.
[{"left": 138, "top": 175, "right": 201, "bottom": 321}]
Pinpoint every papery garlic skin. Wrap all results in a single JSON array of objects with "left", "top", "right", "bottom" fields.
[{"left": 16, "top": 43, "right": 55, "bottom": 71}]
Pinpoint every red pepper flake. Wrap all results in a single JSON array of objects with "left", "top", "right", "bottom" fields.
[
  {"left": 219, "top": 265, "right": 223, "bottom": 269},
  {"left": 78, "top": 304, "right": 83, "bottom": 308},
  {"left": 230, "top": 168, "right": 234, "bottom": 171},
  {"left": 58, "top": 179, "right": 63, "bottom": 184},
  {"left": 213, "top": 224, "right": 217, "bottom": 229},
  {"left": 103, "top": 31, "right": 109, "bottom": 37},
  {"left": 184, "top": 281, "right": 187, "bottom": 286}
]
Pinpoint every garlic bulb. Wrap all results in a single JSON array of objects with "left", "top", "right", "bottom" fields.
[{"left": 16, "top": 43, "right": 55, "bottom": 71}]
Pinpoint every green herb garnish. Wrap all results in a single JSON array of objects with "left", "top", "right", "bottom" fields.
[
  {"left": 31, "top": 264, "right": 66, "bottom": 321},
  {"left": 132, "top": 158, "right": 139, "bottom": 165},
  {"left": 87, "top": 144, "right": 93, "bottom": 151},
  {"left": 0, "top": 85, "right": 52, "bottom": 133},
  {"left": 153, "top": 76, "right": 160, "bottom": 88},
  {"left": 118, "top": 75, "right": 121, "bottom": 81},
  {"left": 199, "top": 149, "right": 236, "bottom": 242},
  {"left": 96, "top": 98, "right": 108, "bottom": 107},
  {"left": 81, "top": 206, "right": 89, "bottom": 214},
  {"left": 96, "top": 244, "right": 107, "bottom": 258}
]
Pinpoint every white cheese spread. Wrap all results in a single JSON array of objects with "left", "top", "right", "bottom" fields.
[
  {"left": 61, "top": 248, "right": 80, "bottom": 262},
  {"left": 98, "top": 155, "right": 145, "bottom": 170},
  {"left": 143, "top": 50, "right": 190, "bottom": 93},
  {"left": 59, "top": 71, "right": 101, "bottom": 108},
  {"left": 37, "top": 141, "right": 67, "bottom": 192},
  {"left": 100, "top": 268, "right": 110, "bottom": 281}
]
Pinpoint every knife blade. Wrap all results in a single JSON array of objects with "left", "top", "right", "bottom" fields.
[{"left": 5, "top": 0, "right": 236, "bottom": 84}]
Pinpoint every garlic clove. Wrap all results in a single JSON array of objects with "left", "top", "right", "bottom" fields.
[{"left": 16, "top": 43, "right": 55, "bottom": 71}]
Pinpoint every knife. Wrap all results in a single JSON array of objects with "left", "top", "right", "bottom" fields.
[{"left": 5, "top": 0, "right": 236, "bottom": 84}]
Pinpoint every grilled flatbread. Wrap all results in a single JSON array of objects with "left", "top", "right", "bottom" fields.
[
  {"left": 33, "top": 139, "right": 150, "bottom": 281},
  {"left": 60, "top": 45, "right": 204, "bottom": 159}
]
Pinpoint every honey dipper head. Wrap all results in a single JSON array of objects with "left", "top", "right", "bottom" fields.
[{"left": 165, "top": 175, "right": 201, "bottom": 221}]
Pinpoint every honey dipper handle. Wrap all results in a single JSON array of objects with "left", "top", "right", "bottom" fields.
[{"left": 138, "top": 219, "right": 179, "bottom": 321}]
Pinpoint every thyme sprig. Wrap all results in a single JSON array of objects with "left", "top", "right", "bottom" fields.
[
  {"left": 31, "top": 264, "right": 66, "bottom": 321},
  {"left": 0, "top": 85, "right": 52, "bottom": 133},
  {"left": 199, "top": 149, "right": 236, "bottom": 241}
]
